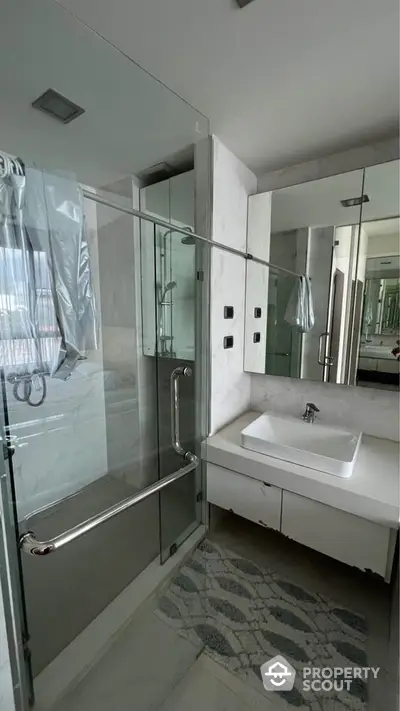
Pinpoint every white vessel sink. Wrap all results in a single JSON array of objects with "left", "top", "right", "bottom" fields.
[
  {"left": 241, "top": 412, "right": 362, "bottom": 478},
  {"left": 360, "top": 344, "right": 394, "bottom": 360}
]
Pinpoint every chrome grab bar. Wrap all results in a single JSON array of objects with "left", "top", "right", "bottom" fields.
[
  {"left": 20, "top": 453, "right": 198, "bottom": 556},
  {"left": 171, "top": 366, "right": 192, "bottom": 458},
  {"left": 19, "top": 365, "right": 198, "bottom": 556}
]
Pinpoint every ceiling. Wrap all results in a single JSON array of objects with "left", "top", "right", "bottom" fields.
[
  {"left": 56, "top": 0, "right": 400, "bottom": 174},
  {"left": 0, "top": 0, "right": 207, "bottom": 188}
]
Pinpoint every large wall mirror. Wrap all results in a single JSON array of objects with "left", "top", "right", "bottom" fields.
[{"left": 244, "top": 159, "right": 400, "bottom": 391}]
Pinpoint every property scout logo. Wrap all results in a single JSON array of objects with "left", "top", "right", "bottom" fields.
[{"left": 261, "top": 656, "right": 379, "bottom": 694}]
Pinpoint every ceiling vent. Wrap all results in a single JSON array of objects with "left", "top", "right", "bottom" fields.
[
  {"left": 340, "top": 195, "right": 370, "bottom": 208},
  {"left": 32, "top": 89, "right": 85, "bottom": 124},
  {"left": 235, "top": 0, "right": 256, "bottom": 7}
]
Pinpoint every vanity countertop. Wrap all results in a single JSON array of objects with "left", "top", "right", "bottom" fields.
[{"left": 204, "top": 411, "right": 400, "bottom": 529}]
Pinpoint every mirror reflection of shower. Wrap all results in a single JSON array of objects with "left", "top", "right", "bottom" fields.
[{"left": 158, "top": 226, "right": 194, "bottom": 356}]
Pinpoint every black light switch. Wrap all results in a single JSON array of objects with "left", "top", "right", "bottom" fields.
[
  {"left": 253, "top": 332, "right": 261, "bottom": 343},
  {"left": 224, "top": 306, "right": 234, "bottom": 319},
  {"left": 223, "top": 336, "right": 234, "bottom": 349},
  {"left": 254, "top": 307, "right": 262, "bottom": 318}
]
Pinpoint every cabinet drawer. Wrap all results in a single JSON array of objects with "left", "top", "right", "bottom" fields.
[
  {"left": 207, "top": 463, "right": 282, "bottom": 531},
  {"left": 281, "top": 491, "right": 392, "bottom": 578}
]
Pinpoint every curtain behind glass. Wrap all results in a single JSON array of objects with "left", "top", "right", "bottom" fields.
[{"left": 0, "top": 162, "right": 97, "bottom": 381}]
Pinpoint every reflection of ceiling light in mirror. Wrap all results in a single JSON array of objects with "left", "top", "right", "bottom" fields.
[
  {"left": 340, "top": 195, "right": 370, "bottom": 207},
  {"left": 32, "top": 89, "right": 85, "bottom": 124}
]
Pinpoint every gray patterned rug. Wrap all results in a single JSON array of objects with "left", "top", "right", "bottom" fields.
[{"left": 155, "top": 539, "right": 369, "bottom": 711}]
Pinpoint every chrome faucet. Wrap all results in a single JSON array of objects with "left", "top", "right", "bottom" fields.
[{"left": 302, "top": 402, "right": 320, "bottom": 423}]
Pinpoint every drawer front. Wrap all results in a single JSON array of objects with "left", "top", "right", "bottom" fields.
[
  {"left": 358, "top": 356, "right": 377, "bottom": 371},
  {"left": 207, "top": 463, "right": 282, "bottom": 531},
  {"left": 281, "top": 491, "right": 391, "bottom": 578},
  {"left": 377, "top": 358, "right": 399, "bottom": 374}
]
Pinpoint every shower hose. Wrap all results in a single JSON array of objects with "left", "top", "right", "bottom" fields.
[{"left": 7, "top": 370, "right": 47, "bottom": 407}]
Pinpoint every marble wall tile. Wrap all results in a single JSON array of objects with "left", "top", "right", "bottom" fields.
[
  {"left": 210, "top": 138, "right": 257, "bottom": 434},
  {"left": 250, "top": 373, "right": 400, "bottom": 442},
  {"left": 7, "top": 361, "right": 109, "bottom": 520},
  {"left": 0, "top": 665, "right": 14, "bottom": 711},
  {"left": 6, "top": 200, "right": 108, "bottom": 520}
]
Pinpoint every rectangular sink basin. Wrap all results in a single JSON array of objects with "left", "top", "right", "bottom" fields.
[{"left": 241, "top": 412, "right": 362, "bottom": 478}]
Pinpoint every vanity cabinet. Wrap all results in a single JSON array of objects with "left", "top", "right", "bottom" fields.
[
  {"left": 207, "top": 461, "right": 397, "bottom": 581},
  {"left": 207, "top": 463, "right": 282, "bottom": 531},
  {"left": 281, "top": 491, "right": 394, "bottom": 579}
]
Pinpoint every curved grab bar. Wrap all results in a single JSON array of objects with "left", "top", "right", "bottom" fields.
[{"left": 19, "top": 453, "right": 198, "bottom": 556}]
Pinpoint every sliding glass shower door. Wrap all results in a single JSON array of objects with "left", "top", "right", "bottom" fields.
[{"left": 0, "top": 189, "right": 206, "bottom": 709}]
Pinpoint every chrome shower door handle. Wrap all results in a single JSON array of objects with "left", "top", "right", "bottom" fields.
[
  {"left": 318, "top": 332, "right": 334, "bottom": 366},
  {"left": 170, "top": 365, "right": 192, "bottom": 458}
]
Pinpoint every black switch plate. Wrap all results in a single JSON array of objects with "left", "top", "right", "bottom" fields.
[
  {"left": 223, "top": 336, "right": 234, "bottom": 349},
  {"left": 254, "top": 307, "right": 262, "bottom": 318},
  {"left": 224, "top": 306, "right": 234, "bottom": 319},
  {"left": 253, "top": 332, "right": 261, "bottom": 343}
]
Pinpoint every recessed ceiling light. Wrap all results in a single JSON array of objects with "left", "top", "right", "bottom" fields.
[
  {"left": 32, "top": 89, "right": 85, "bottom": 124},
  {"left": 340, "top": 195, "right": 370, "bottom": 208}
]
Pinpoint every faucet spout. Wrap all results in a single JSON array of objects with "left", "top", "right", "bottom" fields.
[{"left": 302, "top": 402, "right": 320, "bottom": 423}]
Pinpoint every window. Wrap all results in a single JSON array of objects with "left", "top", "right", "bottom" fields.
[{"left": 0, "top": 247, "right": 59, "bottom": 371}]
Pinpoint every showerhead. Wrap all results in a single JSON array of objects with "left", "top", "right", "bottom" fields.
[
  {"left": 160, "top": 280, "right": 177, "bottom": 303},
  {"left": 181, "top": 227, "right": 195, "bottom": 246},
  {"left": 181, "top": 235, "right": 195, "bottom": 246},
  {"left": 165, "top": 281, "right": 177, "bottom": 291}
]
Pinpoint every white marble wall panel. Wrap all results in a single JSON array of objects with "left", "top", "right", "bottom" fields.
[
  {"left": 250, "top": 373, "right": 400, "bottom": 442},
  {"left": 210, "top": 138, "right": 257, "bottom": 433},
  {"left": 244, "top": 193, "right": 271, "bottom": 374},
  {"left": 7, "top": 361, "right": 108, "bottom": 521},
  {"left": 6, "top": 199, "right": 108, "bottom": 521}
]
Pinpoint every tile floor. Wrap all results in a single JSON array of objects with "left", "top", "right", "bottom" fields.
[
  {"left": 155, "top": 538, "right": 371, "bottom": 710},
  {"left": 209, "top": 510, "right": 396, "bottom": 711},
  {"left": 50, "top": 510, "right": 396, "bottom": 711}
]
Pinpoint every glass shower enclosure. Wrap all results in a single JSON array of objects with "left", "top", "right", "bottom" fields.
[{"left": 0, "top": 183, "right": 208, "bottom": 710}]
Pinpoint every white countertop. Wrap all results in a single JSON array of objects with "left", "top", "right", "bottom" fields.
[{"left": 204, "top": 411, "right": 400, "bottom": 529}]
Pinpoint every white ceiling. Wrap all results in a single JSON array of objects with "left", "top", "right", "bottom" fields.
[
  {"left": 0, "top": 0, "right": 208, "bottom": 187},
  {"left": 56, "top": 0, "right": 400, "bottom": 174}
]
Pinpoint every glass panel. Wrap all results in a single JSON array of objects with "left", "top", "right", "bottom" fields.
[
  {"left": 265, "top": 269, "right": 302, "bottom": 378},
  {"left": 0, "top": 192, "right": 159, "bottom": 678},
  {"left": 155, "top": 229, "right": 204, "bottom": 560},
  {"left": 0, "top": 1, "right": 209, "bottom": 706},
  {"left": 355, "top": 160, "right": 400, "bottom": 391},
  {"left": 139, "top": 170, "right": 208, "bottom": 560}
]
